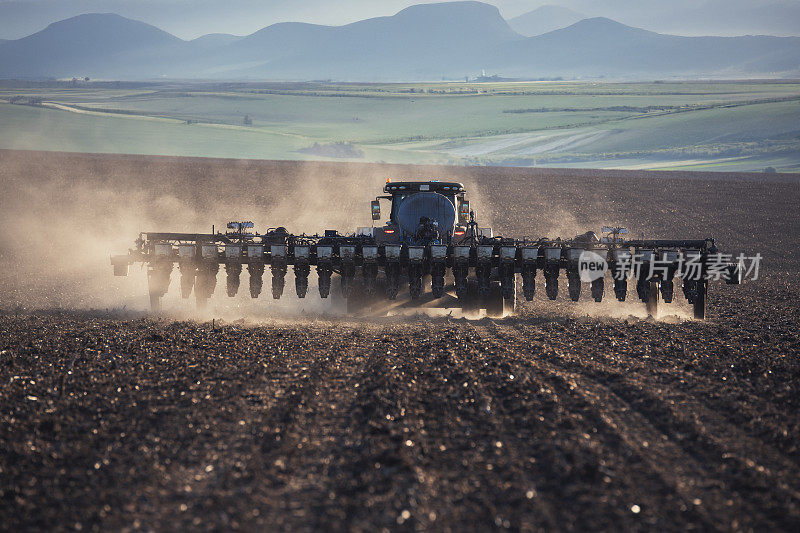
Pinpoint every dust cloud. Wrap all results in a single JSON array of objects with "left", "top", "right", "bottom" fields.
[
  {"left": 0, "top": 151, "right": 472, "bottom": 316},
  {"left": 572, "top": 298, "right": 695, "bottom": 322},
  {"left": 0, "top": 150, "right": 669, "bottom": 319}
]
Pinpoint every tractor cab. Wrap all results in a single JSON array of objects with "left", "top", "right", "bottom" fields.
[{"left": 372, "top": 180, "right": 470, "bottom": 243}]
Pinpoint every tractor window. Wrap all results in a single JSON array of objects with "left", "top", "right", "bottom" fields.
[{"left": 390, "top": 192, "right": 455, "bottom": 222}]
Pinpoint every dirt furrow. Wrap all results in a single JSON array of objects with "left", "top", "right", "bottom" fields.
[
  {"left": 467, "top": 323, "right": 709, "bottom": 529},
  {"left": 490, "top": 321, "right": 800, "bottom": 531}
]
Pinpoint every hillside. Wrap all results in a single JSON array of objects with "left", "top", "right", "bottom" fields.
[
  {"left": 0, "top": 13, "right": 182, "bottom": 78},
  {"left": 492, "top": 17, "right": 800, "bottom": 78},
  {"left": 209, "top": 1, "right": 523, "bottom": 79},
  {"left": 0, "top": 3, "right": 799, "bottom": 80}
]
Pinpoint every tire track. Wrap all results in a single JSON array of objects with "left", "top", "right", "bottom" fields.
[
  {"left": 467, "top": 322, "right": 712, "bottom": 529},
  {"left": 509, "top": 320, "right": 800, "bottom": 505},
  {"left": 409, "top": 323, "right": 560, "bottom": 531},
  {"left": 487, "top": 320, "right": 800, "bottom": 531},
  {"left": 491, "top": 321, "right": 729, "bottom": 529}
]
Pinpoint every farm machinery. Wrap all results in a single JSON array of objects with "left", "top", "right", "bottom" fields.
[{"left": 111, "top": 180, "right": 742, "bottom": 318}]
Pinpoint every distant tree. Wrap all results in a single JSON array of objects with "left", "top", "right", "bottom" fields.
[
  {"left": 84, "top": 77, "right": 90, "bottom": 82},
  {"left": 763, "top": 166, "right": 777, "bottom": 174}
]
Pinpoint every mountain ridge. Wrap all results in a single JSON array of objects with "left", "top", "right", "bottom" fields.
[{"left": 0, "top": 3, "right": 798, "bottom": 80}]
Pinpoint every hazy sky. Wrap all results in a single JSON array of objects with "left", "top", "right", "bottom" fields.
[{"left": 0, "top": 0, "right": 797, "bottom": 39}]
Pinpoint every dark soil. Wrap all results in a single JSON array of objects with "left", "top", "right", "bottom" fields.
[{"left": 1, "top": 150, "right": 799, "bottom": 531}]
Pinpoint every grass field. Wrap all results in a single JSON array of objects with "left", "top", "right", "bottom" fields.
[{"left": 1, "top": 80, "right": 799, "bottom": 171}]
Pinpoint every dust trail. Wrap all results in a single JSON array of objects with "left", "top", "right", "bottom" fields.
[
  {"left": 0, "top": 150, "right": 650, "bottom": 320},
  {"left": 0, "top": 152, "right": 462, "bottom": 314},
  {"left": 0, "top": 154, "right": 364, "bottom": 312},
  {"left": 571, "top": 299, "right": 695, "bottom": 322}
]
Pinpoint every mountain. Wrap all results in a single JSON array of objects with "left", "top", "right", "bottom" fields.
[
  {"left": 201, "top": 1, "right": 523, "bottom": 79},
  {"left": 0, "top": 4, "right": 799, "bottom": 81},
  {"left": 0, "top": 13, "right": 181, "bottom": 78},
  {"left": 0, "top": 2, "right": 524, "bottom": 80},
  {"left": 507, "top": 5, "right": 586, "bottom": 37},
  {"left": 491, "top": 17, "right": 800, "bottom": 78}
]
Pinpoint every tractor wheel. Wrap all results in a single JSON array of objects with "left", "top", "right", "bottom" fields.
[
  {"left": 693, "top": 280, "right": 707, "bottom": 320},
  {"left": 646, "top": 280, "right": 660, "bottom": 317}
]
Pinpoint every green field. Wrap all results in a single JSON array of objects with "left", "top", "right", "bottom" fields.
[{"left": 1, "top": 80, "right": 799, "bottom": 171}]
